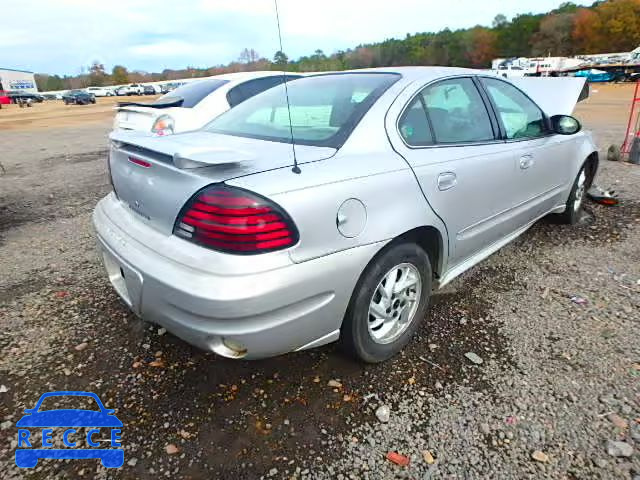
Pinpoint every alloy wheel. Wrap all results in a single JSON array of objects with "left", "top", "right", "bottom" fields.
[
  {"left": 367, "top": 263, "right": 422, "bottom": 344},
  {"left": 573, "top": 170, "right": 587, "bottom": 212}
]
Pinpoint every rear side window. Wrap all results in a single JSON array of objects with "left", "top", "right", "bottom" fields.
[
  {"left": 421, "top": 78, "right": 494, "bottom": 144},
  {"left": 154, "top": 79, "right": 229, "bottom": 108},
  {"left": 481, "top": 78, "right": 546, "bottom": 139},
  {"left": 227, "top": 75, "right": 302, "bottom": 107},
  {"left": 207, "top": 73, "right": 400, "bottom": 148},
  {"left": 398, "top": 96, "right": 433, "bottom": 146}
]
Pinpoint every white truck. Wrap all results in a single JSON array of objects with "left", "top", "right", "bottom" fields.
[{"left": 115, "top": 84, "right": 145, "bottom": 96}]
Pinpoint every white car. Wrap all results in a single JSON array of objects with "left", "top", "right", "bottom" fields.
[
  {"left": 115, "top": 84, "right": 144, "bottom": 96},
  {"left": 86, "top": 86, "right": 115, "bottom": 97},
  {"left": 113, "top": 71, "right": 302, "bottom": 135}
]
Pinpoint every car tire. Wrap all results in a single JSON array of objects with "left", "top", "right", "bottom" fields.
[
  {"left": 340, "top": 242, "right": 432, "bottom": 363},
  {"left": 555, "top": 164, "right": 590, "bottom": 225}
]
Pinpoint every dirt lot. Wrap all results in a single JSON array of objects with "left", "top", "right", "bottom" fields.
[
  {"left": 0, "top": 84, "right": 639, "bottom": 480},
  {"left": 0, "top": 95, "right": 158, "bottom": 131}
]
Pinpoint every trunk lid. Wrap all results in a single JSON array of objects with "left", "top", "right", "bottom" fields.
[
  {"left": 108, "top": 130, "right": 336, "bottom": 235},
  {"left": 114, "top": 105, "right": 161, "bottom": 132}
]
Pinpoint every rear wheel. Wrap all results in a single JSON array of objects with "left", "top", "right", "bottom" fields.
[
  {"left": 341, "top": 242, "right": 431, "bottom": 363},
  {"left": 556, "top": 165, "right": 589, "bottom": 225}
]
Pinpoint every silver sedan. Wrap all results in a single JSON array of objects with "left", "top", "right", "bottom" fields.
[{"left": 93, "top": 67, "right": 598, "bottom": 362}]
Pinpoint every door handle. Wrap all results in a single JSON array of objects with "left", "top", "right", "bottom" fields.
[
  {"left": 519, "top": 155, "right": 534, "bottom": 169},
  {"left": 437, "top": 172, "right": 457, "bottom": 191}
]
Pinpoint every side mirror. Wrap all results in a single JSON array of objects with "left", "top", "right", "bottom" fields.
[{"left": 551, "top": 115, "right": 581, "bottom": 135}]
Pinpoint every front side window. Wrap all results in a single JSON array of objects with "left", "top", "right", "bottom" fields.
[
  {"left": 206, "top": 73, "right": 400, "bottom": 148},
  {"left": 421, "top": 78, "right": 494, "bottom": 143},
  {"left": 481, "top": 78, "right": 546, "bottom": 139}
]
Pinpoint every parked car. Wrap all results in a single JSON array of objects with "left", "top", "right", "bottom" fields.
[
  {"left": 94, "top": 67, "right": 597, "bottom": 362},
  {"left": 0, "top": 90, "right": 10, "bottom": 105},
  {"left": 143, "top": 85, "right": 160, "bottom": 95},
  {"left": 86, "top": 86, "right": 115, "bottom": 97},
  {"left": 113, "top": 71, "right": 302, "bottom": 135},
  {"left": 62, "top": 90, "right": 96, "bottom": 105},
  {"left": 114, "top": 85, "right": 141, "bottom": 96},
  {"left": 8, "top": 92, "right": 44, "bottom": 103}
]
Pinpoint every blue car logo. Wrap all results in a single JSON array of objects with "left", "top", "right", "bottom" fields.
[{"left": 15, "top": 391, "right": 123, "bottom": 468}]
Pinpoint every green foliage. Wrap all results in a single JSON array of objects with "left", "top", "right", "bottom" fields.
[
  {"left": 88, "top": 61, "right": 107, "bottom": 86},
  {"left": 273, "top": 50, "right": 289, "bottom": 65},
  {"left": 111, "top": 65, "right": 129, "bottom": 85}
]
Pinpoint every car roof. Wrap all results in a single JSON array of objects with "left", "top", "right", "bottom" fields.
[
  {"left": 212, "top": 70, "right": 302, "bottom": 81},
  {"left": 308, "top": 66, "right": 483, "bottom": 83}
]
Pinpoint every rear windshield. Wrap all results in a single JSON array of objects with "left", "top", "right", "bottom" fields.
[
  {"left": 154, "top": 79, "right": 229, "bottom": 108},
  {"left": 205, "top": 73, "right": 400, "bottom": 148}
]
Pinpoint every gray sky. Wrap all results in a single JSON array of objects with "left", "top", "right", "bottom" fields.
[{"left": 3, "top": 0, "right": 588, "bottom": 75}]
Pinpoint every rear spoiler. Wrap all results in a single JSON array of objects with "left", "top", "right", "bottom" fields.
[
  {"left": 109, "top": 130, "right": 256, "bottom": 169},
  {"left": 507, "top": 77, "right": 588, "bottom": 116},
  {"left": 117, "top": 97, "right": 183, "bottom": 109}
]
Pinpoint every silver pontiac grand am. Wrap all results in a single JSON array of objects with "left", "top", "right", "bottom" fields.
[{"left": 94, "top": 67, "right": 598, "bottom": 362}]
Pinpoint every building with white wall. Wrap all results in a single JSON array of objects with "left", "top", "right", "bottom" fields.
[{"left": 0, "top": 68, "right": 38, "bottom": 92}]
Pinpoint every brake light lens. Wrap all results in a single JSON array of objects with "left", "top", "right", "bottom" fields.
[
  {"left": 151, "top": 114, "right": 174, "bottom": 136},
  {"left": 174, "top": 185, "right": 299, "bottom": 254}
]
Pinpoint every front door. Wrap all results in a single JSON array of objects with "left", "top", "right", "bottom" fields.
[{"left": 478, "top": 77, "right": 575, "bottom": 223}]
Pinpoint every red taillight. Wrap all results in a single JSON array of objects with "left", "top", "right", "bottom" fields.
[{"left": 173, "top": 185, "right": 299, "bottom": 254}]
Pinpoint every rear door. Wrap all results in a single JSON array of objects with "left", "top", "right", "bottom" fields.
[{"left": 388, "top": 76, "right": 522, "bottom": 267}]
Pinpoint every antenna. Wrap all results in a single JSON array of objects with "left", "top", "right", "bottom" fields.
[{"left": 274, "top": 0, "right": 301, "bottom": 174}]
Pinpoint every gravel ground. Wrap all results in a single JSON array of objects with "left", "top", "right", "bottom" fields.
[{"left": 0, "top": 87, "right": 639, "bottom": 479}]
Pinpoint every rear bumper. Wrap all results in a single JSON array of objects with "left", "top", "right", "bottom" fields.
[{"left": 93, "top": 195, "right": 383, "bottom": 359}]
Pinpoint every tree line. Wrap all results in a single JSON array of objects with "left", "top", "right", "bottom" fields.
[{"left": 35, "top": 0, "right": 640, "bottom": 91}]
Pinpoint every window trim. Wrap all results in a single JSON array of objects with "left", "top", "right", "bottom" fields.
[
  {"left": 476, "top": 75, "right": 552, "bottom": 143},
  {"left": 395, "top": 75, "right": 503, "bottom": 150}
]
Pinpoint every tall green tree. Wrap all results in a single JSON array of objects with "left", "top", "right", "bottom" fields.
[
  {"left": 111, "top": 65, "right": 129, "bottom": 85},
  {"left": 88, "top": 61, "right": 107, "bottom": 86},
  {"left": 46, "top": 75, "right": 64, "bottom": 91},
  {"left": 495, "top": 13, "right": 543, "bottom": 57},
  {"left": 273, "top": 50, "right": 289, "bottom": 65}
]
